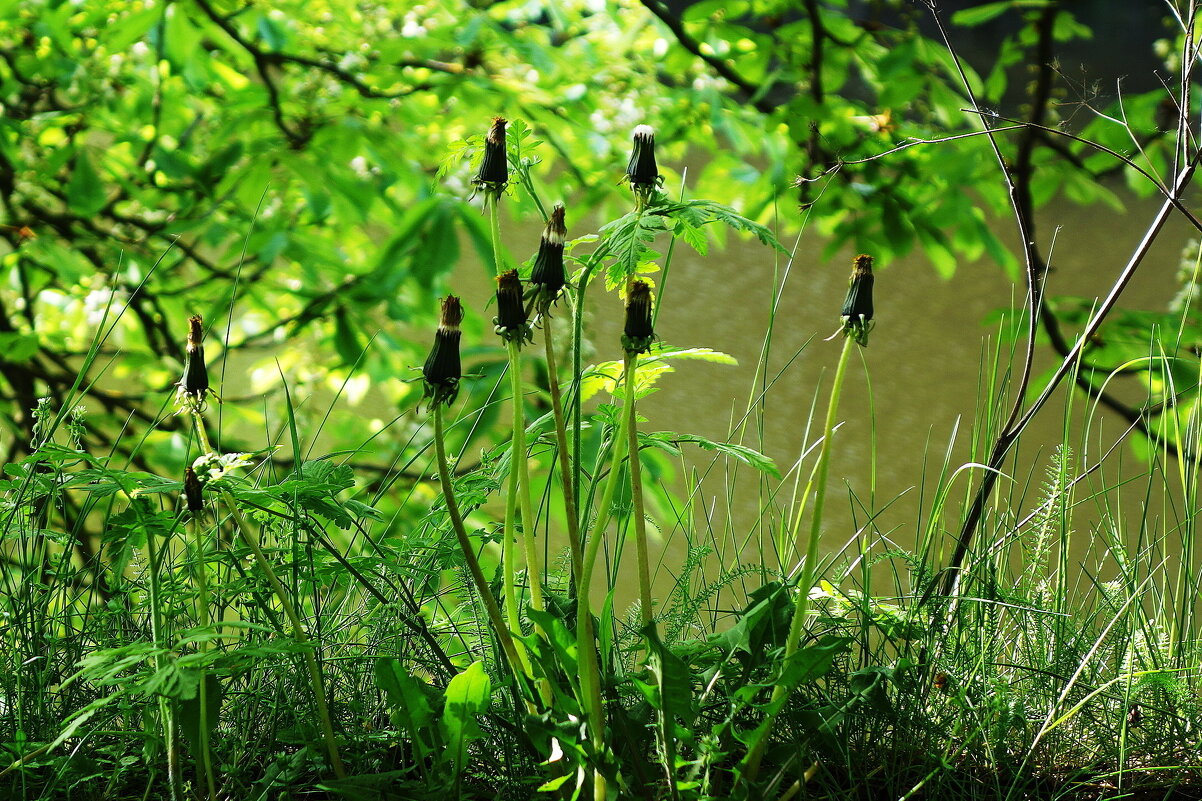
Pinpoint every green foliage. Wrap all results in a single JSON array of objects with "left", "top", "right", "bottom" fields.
[{"left": 3, "top": 2, "right": 1202, "bottom": 800}]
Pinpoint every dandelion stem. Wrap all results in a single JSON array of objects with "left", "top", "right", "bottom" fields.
[
  {"left": 576, "top": 399, "right": 634, "bottom": 801},
  {"left": 190, "top": 412, "right": 347, "bottom": 780},
  {"left": 740, "top": 334, "right": 855, "bottom": 784},
  {"left": 489, "top": 198, "right": 505, "bottom": 277},
  {"left": 624, "top": 354, "right": 653, "bottom": 628},
  {"left": 543, "top": 331, "right": 583, "bottom": 582},
  {"left": 508, "top": 340, "right": 545, "bottom": 614},
  {"left": 186, "top": 510, "right": 217, "bottom": 801},
  {"left": 433, "top": 404, "right": 529, "bottom": 680}
]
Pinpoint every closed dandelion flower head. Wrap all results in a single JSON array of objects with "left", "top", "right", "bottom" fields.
[
  {"left": 183, "top": 466, "right": 204, "bottom": 514},
  {"left": 622, "top": 280, "right": 655, "bottom": 354},
  {"left": 423, "top": 295, "right": 464, "bottom": 409},
  {"left": 527, "top": 203, "right": 567, "bottom": 315},
  {"left": 472, "top": 117, "right": 509, "bottom": 192},
  {"left": 493, "top": 269, "right": 532, "bottom": 346},
  {"left": 840, "top": 254, "right": 875, "bottom": 346},
  {"left": 176, "top": 314, "right": 212, "bottom": 411},
  {"left": 626, "top": 125, "right": 660, "bottom": 189}
]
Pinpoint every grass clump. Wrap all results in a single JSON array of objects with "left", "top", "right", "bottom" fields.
[{"left": 1, "top": 108, "right": 1202, "bottom": 801}]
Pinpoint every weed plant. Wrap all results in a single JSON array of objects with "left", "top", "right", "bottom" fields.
[{"left": 2, "top": 103, "right": 1202, "bottom": 801}]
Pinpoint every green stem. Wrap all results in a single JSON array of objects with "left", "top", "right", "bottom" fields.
[
  {"left": 142, "top": 506, "right": 182, "bottom": 801},
  {"left": 508, "top": 341, "right": 544, "bottom": 614},
  {"left": 221, "top": 492, "right": 347, "bottom": 778},
  {"left": 624, "top": 355, "right": 653, "bottom": 628},
  {"left": 187, "top": 513, "right": 217, "bottom": 801},
  {"left": 544, "top": 331, "right": 583, "bottom": 582},
  {"left": 570, "top": 247, "right": 610, "bottom": 532},
  {"left": 741, "top": 335, "right": 855, "bottom": 783},
  {"left": 488, "top": 196, "right": 505, "bottom": 277},
  {"left": 192, "top": 412, "right": 346, "bottom": 779},
  {"left": 433, "top": 405, "right": 529, "bottom": 681},
  {"left": 576, "top": 398, "right": 634, "bottom": 801}
]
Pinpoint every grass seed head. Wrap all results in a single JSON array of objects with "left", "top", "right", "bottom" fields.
[
  {"left": 622, "top": 279, "right": 655, "bottom": 354},
  {"left": 841, "top": 254, "right": 875, "bottom": 346},
  {"left": 423, "top": 296, "right": 463, "bottom": 409}
]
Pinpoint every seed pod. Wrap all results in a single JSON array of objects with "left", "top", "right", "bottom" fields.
[
  {"left": 626, "top": 125, "right": 660, "bottom": 190},
  {"left": 472, "top": 117, "right": 509, "bottom": 191},
  {"left": 622, "top": 280, "right": 655, "bottom": 355},
  {"left": 840, "top": 254, "right": 875, "bottom": 346},
  {"left": 183, "top": 466, "right": 204, "bottom": 514},
  {"left": 528, "top": 203, "right": 567, "bottom": 315},
  {"left": 177, "top": 315, "right": 211, "bottom": 410},
  {"left": 423, "top": 296, "right": 464, "bottom": 409},
  {"left": 493, "top": 269, "right": 532, "bottom": 346}
]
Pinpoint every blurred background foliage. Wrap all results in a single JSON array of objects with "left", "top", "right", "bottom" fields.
[{"left": 0, "top": 0, "right": 1184, "bottom": 500}]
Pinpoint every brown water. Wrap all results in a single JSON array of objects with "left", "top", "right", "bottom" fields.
[{"left": 589, "top": 186, "right": 1200, "bottom": 608}]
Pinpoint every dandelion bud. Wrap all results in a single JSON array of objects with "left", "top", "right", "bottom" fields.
[
  {"left": 493, "top": 269, "right": 532, "bottom": 346},
  {"left": 626, "top": 125, "right": 660, "bottom": 190},
  {"left": 183, "top": 466, "right": 204, "bottom": 513},
  {"left": 423, "top": 296, "right": 464, "bottom": 409},
  {"left": 472, "top": 117, "right": 509, "bottom": 192},
  {"left": 840, "top": 254, "right": 875, "bottom": 347},
  {"left": 528, "top": 203, "right": 567, "bottom": 315},
  {"left": 177, "top": 315, "right": 211, "bottom": 411},
  {"left": 622, "top": 280, "right": 655, "bottom": 354}
]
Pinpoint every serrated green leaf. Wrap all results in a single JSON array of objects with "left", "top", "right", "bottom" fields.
[{"left": 647, "top": 432, "right": 779, "bottom": 478}]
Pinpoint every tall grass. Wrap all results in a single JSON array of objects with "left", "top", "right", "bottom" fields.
[{"left": 0, "top": 114, "right": 1200, "bottom": 801}]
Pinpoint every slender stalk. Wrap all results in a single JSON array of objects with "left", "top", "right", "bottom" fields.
[
  {"left": 624, "top": 355, "right": 653, "bottom": 627},
  {"left": 489, "top": 198, "right": 505, "bottom": 276},
  {"left": 142, "top": 505, "right": 182, "bottom": 801},
  {"left": 434, "top": 405, "right": 531, "bottom": 683},
  {"left": 186, "top": 512, "right": 217, "bottom": 801},
  {"left": 543, "top": 330, "right": 583, "bottom": 580},
  {"left": 576, "top": 399, "right": 636, "bottom": 801},
  {"left": 508, "top": 341, "right": 545, "bottom": 613},
  {"left": 191, "top": 414, "right": 347, "bottom": 779},
  {"left": 741, "top": 335, "right": 855, "bottom": 783}
]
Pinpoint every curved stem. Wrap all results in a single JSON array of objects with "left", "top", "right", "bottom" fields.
[
  {"left": 543, "top": 331, "right": 582, "bottom": 581},
  {"left": 433, "top": 405, "right": 529, "bottom": 680},
  {"left": 191, "top": 411, "right": 346, "bottom": 779},
  {"left": 741, "top": 335, "right": 855, "bottom": 783},
  {"left": 576, "top": 408, "right": 632, "bottom": 801},
  {"left": 508, "top": 341, "right": 544, "bottom": 615},
  {"left": 625, "top": 355, "right": 653, "bottom": 628}
]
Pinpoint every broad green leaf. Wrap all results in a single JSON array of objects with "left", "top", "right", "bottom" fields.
[
  {"left": 66, "top": 151, "right": 106, "bottom": 217},
  {"left": 176, "top": 673, "right": 222, "bottom": 760},
  {"left": 443, "top": 661, "right": 491, "bottom": 777},
  {"left": 374, "top": 658, "right": 443, "bottom": 760}
]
